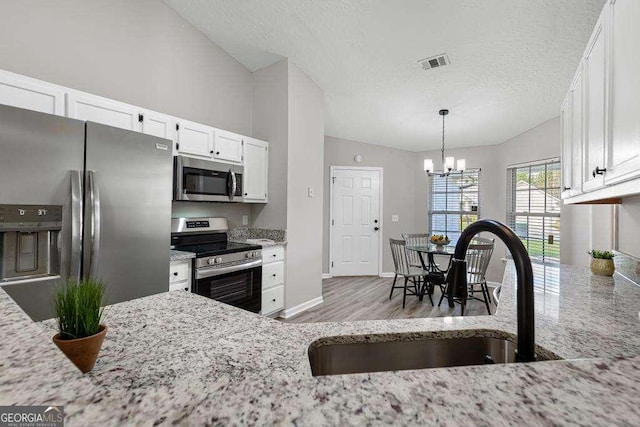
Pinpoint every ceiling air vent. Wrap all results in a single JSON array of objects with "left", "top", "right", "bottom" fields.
[{"left": 418, "top": 53, "right": 450, "bottom": 70}]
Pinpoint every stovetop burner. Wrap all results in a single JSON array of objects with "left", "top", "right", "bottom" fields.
[{"left": 173, "top": 241, "right": 261, "bottom": 258}]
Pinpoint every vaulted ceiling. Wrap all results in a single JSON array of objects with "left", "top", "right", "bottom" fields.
[{"left": 165, "top": 0, "right": 605, "bottom": 151}]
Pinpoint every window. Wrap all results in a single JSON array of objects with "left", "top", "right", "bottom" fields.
[
  {"left": 428, "top": 170, "right": 481, "bottom": 245},
  {"left": 507, "top": 159, "right": 561, "bottom": 265}
]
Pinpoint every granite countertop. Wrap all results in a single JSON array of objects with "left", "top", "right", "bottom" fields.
[
  {"left": 2, "top": 263, "right": 640, "bottom": 425},
  {"left": 169, "top": 249, "right": 196, "bottom": 261},
  {"left": 230, "top": 238, "right": 287, "bottom": 248}
]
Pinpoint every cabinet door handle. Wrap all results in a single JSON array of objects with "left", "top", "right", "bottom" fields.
[
  {"left": 563, "top": 186, "right": 571, "bottom": 191},
  {"left": 173, "top": 272, "right": 178, "bottom": 276},
  {"left": 593, "top": 166, "right": 607, "bottom": 177},
  {"left": 216, "top": 151, "right": 220, "bottom": 155},
  {"left": 272, "top": 298, "right": 276, "bottom": 302},
  {"left": 272, "top": 273, "right": 277, "bottom": 277}
]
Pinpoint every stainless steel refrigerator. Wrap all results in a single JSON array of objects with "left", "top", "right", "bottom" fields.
[{"left": 0, "top": 104, "right": 172, "bottom": 320}]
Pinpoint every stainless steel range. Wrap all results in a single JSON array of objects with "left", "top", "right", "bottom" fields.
[{"left": 170, "top": 217, "right": 262, "bottom": 313}]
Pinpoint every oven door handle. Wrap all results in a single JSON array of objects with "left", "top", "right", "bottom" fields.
[{"left": 196, "top": 259, "right": 262, "bottom": 279}]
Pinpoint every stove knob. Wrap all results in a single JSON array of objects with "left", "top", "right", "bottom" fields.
[
  {"left": 207, "top": 258, "right": 215, "bottom": 265},
  {"left": 246, "top": 252, "right": 252, "bottom": 259},
  {"left": 216, "top": 257, "right": 223, "bottom": 264}
]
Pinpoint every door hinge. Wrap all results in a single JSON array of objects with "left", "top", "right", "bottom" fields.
[
  {"left": 331, "top": 177, "right": 336, "bottom": 184},
  {"left": 176, "top": 142, "right": 180, "bottom": 150},
  {"left": 331, "top": 261, "right": 334, "bottom": 268},
  {"left": 331, "top": 219, "right": 334, "bottom": 226},
  {"left": 138, "top": 113, "right": 144, "bottom": 123},
  {"left": 176, "top": 123, "right": 180, "bottom": 131}
]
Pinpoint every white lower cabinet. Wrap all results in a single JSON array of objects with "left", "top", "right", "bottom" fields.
[
  {"left": 261, "top": 245, "right": 285, "bottom": 316},
  {"left": 169, "top": 259, "right": 192, "bottom": 292}
]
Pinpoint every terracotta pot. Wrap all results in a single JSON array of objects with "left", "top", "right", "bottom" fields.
[
  {"left": 590, "top": 258, "right": 615, "bottom": 277},
  {"left": 53, "top": 324, "right": 107, "bottom": 373}
]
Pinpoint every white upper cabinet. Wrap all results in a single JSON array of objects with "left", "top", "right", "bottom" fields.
[
  {"left": 606, "top": 0, "right": 640, "bottom": 185},
  {"left": 214, "top": 129, "right": 243, "bottom": 163},
  {"left": 140, "top": 110, "right": 175, "bottom": 142},
  {"left": 582, "top": 6, "right": 608, "bottom": 192},
  {"left": 66, "top": 91, "right": 141, "bottom": 131},
  {"left": 243, "top": 137, "right": 268, "bottom": 202},
  {"left": 176, "top": 119, "right": 214, "bottom": 159},
  {"left": 0, "top": 69, "right": 65, "bottom": 116},
  {"left": 560, "top": 95, "right": 573, "bottom": 198},
  {"left": 569, "top": 65, "right": 584, "bottom": 197}
]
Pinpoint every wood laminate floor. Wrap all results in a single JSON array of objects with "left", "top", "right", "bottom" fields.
[{"left": 282, "top": 275, "right": 495, "bottom": 323}]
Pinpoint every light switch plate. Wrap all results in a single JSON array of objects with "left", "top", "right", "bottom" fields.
[
  {"left": 308, "top": 187, "right": 314, "bottom": 197},
  {"left": 392, "top": 215, "right": 399, "bottom": 222},
  {"left": 242, "top": 214, "right": 249, "bottom": 226}
]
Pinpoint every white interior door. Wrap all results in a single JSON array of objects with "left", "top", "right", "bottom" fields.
[{"left": 331, "top": 168, "right": 381, "bottom": 276}]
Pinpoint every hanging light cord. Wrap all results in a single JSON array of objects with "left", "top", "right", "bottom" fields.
[{"left": 441, "top": 112, "right": 446, "bottom": 171}]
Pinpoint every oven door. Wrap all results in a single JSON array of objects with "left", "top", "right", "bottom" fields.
[
  {"left": 174, "top": 156, "right": 243, "bottom": 202},
  {"left": 194, "top": 260, "right": 262, "bottom": 313}
]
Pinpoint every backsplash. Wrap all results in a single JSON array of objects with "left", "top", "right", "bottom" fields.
[
  {"left": 614, "top": 251, "right": 640, "bottom": 287},
  {"left": 228, "top": 228, "right": 286, "bottom": 242}
]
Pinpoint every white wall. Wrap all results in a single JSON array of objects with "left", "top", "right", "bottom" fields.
[
  {"left": 0, "top": 0, "right": 255, "bottom": 226},
  {"left": 323, "top": 136, "right": 422, "bottom": 273},
  {"left": 286, "top": 62, "right": 324, "bottom": 308},
  {"left": 0, "top": 0, "right": 252, "bottom": 135},
  {"left": 251, "top": 60, "right": 289, "bottom": 230}
]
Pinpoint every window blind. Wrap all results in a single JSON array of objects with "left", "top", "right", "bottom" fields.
[
  {"left": 506, "top": 158, "right": 561, "bottom": 265},
  {"left": 428, "top": 170, "right": 481, "bottom": 246}
]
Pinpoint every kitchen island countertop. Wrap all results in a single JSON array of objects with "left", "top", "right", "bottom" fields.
[{"left": 2, "top": 262, "right": 640, "bottom": 425}]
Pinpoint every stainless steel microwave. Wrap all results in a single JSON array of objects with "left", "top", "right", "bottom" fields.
[{"left": 173, "top": 156, "right": 243, "bottom": 202}]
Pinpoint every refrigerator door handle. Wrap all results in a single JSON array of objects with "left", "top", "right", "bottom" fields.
[
  {"left": 70, "top": 170, "right": 83, "bottom": 282},
  {"left": 229, "top": 169, "right": 237, "bottom": 201},
  {"left": 86, "top": 170, "right": 101, "bottom": 278}
]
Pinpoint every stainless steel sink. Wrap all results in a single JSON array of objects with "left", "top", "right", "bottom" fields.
[{"left": 309, "top": 333, "right": 558, "bottom": 376}]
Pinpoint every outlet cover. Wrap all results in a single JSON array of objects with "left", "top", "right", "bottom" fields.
[
  {"left": 392, "top": 215, "right": 399, "bottom": 222},
  {"left": 242, "top": 214, "right": 249, "bottom": 226}
]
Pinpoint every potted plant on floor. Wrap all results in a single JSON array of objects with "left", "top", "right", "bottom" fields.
[
  {"left": 588, "top": 250, "right": 616, "bottom": 277},
  {"left": 52, "top": 278, "right": 107, "bottom": 373}
]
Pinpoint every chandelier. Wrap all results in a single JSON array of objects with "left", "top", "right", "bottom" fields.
[{"left": 423, "top": 109, "right": 466, "bottom": 177}]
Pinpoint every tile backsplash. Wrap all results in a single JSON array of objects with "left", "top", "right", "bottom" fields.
[
  {"left": 614, "top": 251, "right": 640, "bottom": 287},
  {"left": 228, "top": 228, "right": 286, "bottom": 242}
]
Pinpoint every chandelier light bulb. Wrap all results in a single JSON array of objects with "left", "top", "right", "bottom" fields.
[
  {"left": 457, "top": 159, "right": 466, "bottom": 172},
  {"left": 445, "top": 157, "right": 455, "bottom": 171},
  {"left": 424, "top": 159, "right": 434, "bottom": 173}
]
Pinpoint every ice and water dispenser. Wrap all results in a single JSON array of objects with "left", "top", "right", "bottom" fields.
[{"left": 0, "top": 204, "right": 62, "bottom": 284}]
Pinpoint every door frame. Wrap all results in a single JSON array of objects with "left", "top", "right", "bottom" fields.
[{"left": 329, "top": 166, "right": 384, "bottom": 277}]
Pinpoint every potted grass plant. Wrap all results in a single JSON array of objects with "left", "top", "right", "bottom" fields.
[
  {"left": 588, "top": 250, "right": 616, "bottom": 277},
  {"left": 52, "top": 278, "right": 107, "bottom": 373}
]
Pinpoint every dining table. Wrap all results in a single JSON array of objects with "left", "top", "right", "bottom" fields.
[{"left": 406, "top": 243, "right": 456, "bottom": 307}]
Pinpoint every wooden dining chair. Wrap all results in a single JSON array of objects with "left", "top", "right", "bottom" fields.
[
  {"left": 439, "top": 237, "right": 495, "bottom": 315},
  {"left": 389, "top": 238, "right": 433, "bottom": 308},
  {"left": 401, "top": 233, "right": 429, "bottom": 268}
]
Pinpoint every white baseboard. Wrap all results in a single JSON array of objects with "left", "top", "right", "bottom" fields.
[
  {"left": 487, "top": 281, "right": 501, "bottom": 288},
  {"left": 279, "top": 296, "right": 324, "bottom": 319},
  {"left": 321, "top": 273, "right": 332, "bottom": 279},
  {"left": 379, "top": 272, "right": 396, "bottom": 278}
]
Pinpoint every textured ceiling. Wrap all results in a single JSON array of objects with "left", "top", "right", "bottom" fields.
[{"left": 165, "top": 0, "right": 605, "bottom": 151}]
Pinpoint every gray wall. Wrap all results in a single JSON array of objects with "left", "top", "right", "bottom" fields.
[
  {"left": 323, "top": 136, "right": 422, "bottom": 273},
  {"left": 0, "top": 0, "right": 255, "bottom": 225},
  {"left": 251, "top": 60, "right": 289, "bottom": 229},
  {"left": 618, "top": 196, "right": 640, "bottom": 258},
  {"left": 286, "top": 62, "right": 324, "bottom": 309}
]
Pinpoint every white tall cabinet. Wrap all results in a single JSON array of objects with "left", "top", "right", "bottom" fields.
[
  {"left": 561, "top": 0, "right": 640, "bottom": 203},
  {"left": 242, "top": 137, "right": 269, "bottom": 203},
  {"left": 606, "top": 0, "right": 640, "bottom": 185}
]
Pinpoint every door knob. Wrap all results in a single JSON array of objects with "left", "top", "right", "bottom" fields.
[{"left": 374, "top": 227, "right": 380, "bottom": 231}]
